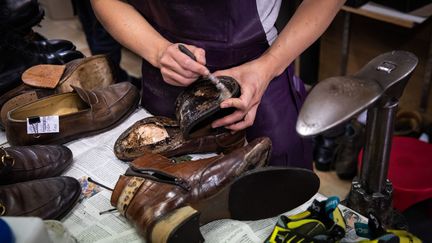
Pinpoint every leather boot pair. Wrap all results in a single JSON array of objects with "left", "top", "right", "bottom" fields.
[
  {"left": 0, "top": 145, "right": 81, "bottom": 219},
  {"left": 114, "top": 76, "right": 245, "bottom": 161},
  {"left": 111, "top": 137, "right": 320, "bottom": 243}
]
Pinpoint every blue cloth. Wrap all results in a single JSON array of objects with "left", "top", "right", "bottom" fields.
[{"left": 0, "top": 218, "right": 15, "bottom": 243}]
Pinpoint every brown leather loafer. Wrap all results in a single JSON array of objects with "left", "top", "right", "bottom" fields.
[
  {"left": 111, "top": 137, "right": 271, "bottom": 241},
  {"left": 0, "top": 176, "right": 81, "bottom": 220},
  {"left": 114, "top": 116, "right": 245, "bottom": 161},
  {"left": 114, "top": 76, "right": 242, "bottom": 161},
  {"left": 0, "top": 145, "right": 73, "bottom": 185},
  {"left": 5, "top": 82, "right": 140, "bottom": 145}
]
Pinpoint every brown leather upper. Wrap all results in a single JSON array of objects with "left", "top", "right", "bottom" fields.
[
  {"left": 0, "top": 176, "right": 81, "bottom": 220},
  {"left": 111, "top": 137, "right": 271, "bottom": 238},
  {"left": 0, "top": 145, "right": 73, "bottom": 184},
  {"left": 5, "top": 82, "right": 140, "bottom": 145}
]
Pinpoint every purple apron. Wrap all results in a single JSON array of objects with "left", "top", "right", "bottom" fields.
[{"left": 128, "top": 0, "right": 312, "bottom": 169}]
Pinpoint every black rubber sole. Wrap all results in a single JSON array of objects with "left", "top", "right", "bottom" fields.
[
  {"left": 228, "top": 167, "right": 320, "bottom": 221},
  {"left": 159, "top": 167, "right": 320, "bottom": 243}
]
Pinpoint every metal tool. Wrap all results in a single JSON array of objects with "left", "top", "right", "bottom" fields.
[
  {"left": 178, "top": 44, "right": 231, "bottom": 99},
  {"left": 296, "top": 51, "right": 418, "bottom": 227}
]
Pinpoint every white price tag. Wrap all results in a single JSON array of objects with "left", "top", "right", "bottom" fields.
[{"left": 26, "top": 116, "right": 60, "bottom": 134}]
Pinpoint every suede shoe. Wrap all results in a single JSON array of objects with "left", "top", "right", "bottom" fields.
[
  {"left": 0, "top": 176, "right": 81, "bottom": 220},
  {"left": 0, "top": 145, "right": 73, "bottom": 185},
  {"left": 5, "top": 82, "right": 140, "bottom": 145}
]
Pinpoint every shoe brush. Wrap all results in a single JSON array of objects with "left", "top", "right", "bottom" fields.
[{"left": 178, "top": 44, "right": 232, "bottom": 100}]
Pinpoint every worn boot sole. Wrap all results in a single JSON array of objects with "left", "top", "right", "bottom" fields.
[{"left": 151, "top": 167, "right": 320, "bottom": 243}]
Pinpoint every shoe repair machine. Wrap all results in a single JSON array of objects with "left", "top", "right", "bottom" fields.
[{"left": 296, "top": 51, "right": 418, "bottom": 227}]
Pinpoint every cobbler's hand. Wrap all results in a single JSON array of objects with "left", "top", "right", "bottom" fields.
[
  {"left": 158, "top": 43, "right": 208, "bottom": 86},
  {"left": 211, "top": 59, "right": 273, "bottom": 131}
]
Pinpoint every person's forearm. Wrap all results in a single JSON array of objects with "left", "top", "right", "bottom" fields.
[
  {"left": 261, "top": 0, "right": 345, "bottom": 80},
  {"left": 91, "top": 0, "right": 170, "bottom": 67}
]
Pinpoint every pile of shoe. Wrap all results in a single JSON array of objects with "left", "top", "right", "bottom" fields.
[
  {"left": 0, "top": 144, "right": 81, "bottom": 219},
  {"left": 313, "top": 119, "right": 365, "bottom": 180},
  {"left": 109, "top": 77, "right": 320, "bottom": 243},
  {"left": 0, "top": 0, "right": 84, "bottom": 98},
  {"left": 0, "top": 1, "right": 141, "bottom": 145}
]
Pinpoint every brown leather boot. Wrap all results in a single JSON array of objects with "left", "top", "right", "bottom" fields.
[
  {"left": 0, "top": 145, "right": 73, "bottom": 185},
  {"left": 0, "top": 176, "right": 81, "bottom": 220},
  {"left": 111, "top": 137, "right": 320, "bottom": 243}
]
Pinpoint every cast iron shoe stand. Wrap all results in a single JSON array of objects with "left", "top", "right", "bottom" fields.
[{"left": 296, "top": 51, "right": 418, "bottom": 227}]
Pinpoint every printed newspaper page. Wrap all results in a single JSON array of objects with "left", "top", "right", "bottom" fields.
[{"left": 0, "top": 107, "right": 368, "bottom": 242}]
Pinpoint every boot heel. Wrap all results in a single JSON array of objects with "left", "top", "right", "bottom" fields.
[{"left": 151, "top": 206, "right": 204, "bottom": 243}]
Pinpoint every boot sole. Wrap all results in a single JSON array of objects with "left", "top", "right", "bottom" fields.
[{"left": 151, "top": 167, "right": 320, "bottom": 243}]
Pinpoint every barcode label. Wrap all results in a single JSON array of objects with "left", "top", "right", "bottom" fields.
[{"left": 27, "top": 116, "right": 59, "bottom": 134}]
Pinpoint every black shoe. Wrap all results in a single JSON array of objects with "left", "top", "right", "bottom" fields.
[
  {"left": 32, "top": 39, "right": 76, "bottom": 53},
  {"left": 0, "top": 0, "right": 44, "bottom": 32},
  {"left": 313, "top": 129, "right": 343, "bottom": 171},
  {"left": 335, "top": 120, "right": 365, "bottom": 180}
]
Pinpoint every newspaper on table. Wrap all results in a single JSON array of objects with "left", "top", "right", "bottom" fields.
[{"left": 0, "top": 108, "right": 368, "bottom": 243}]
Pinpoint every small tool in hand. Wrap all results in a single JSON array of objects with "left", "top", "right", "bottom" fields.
[{"left": 178, "top": 44, "right": 231, "bottom": 99}]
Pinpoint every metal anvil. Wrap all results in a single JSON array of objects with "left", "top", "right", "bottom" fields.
[{"left": 297, "top": 51, "right": 418, "bottom": 226}]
